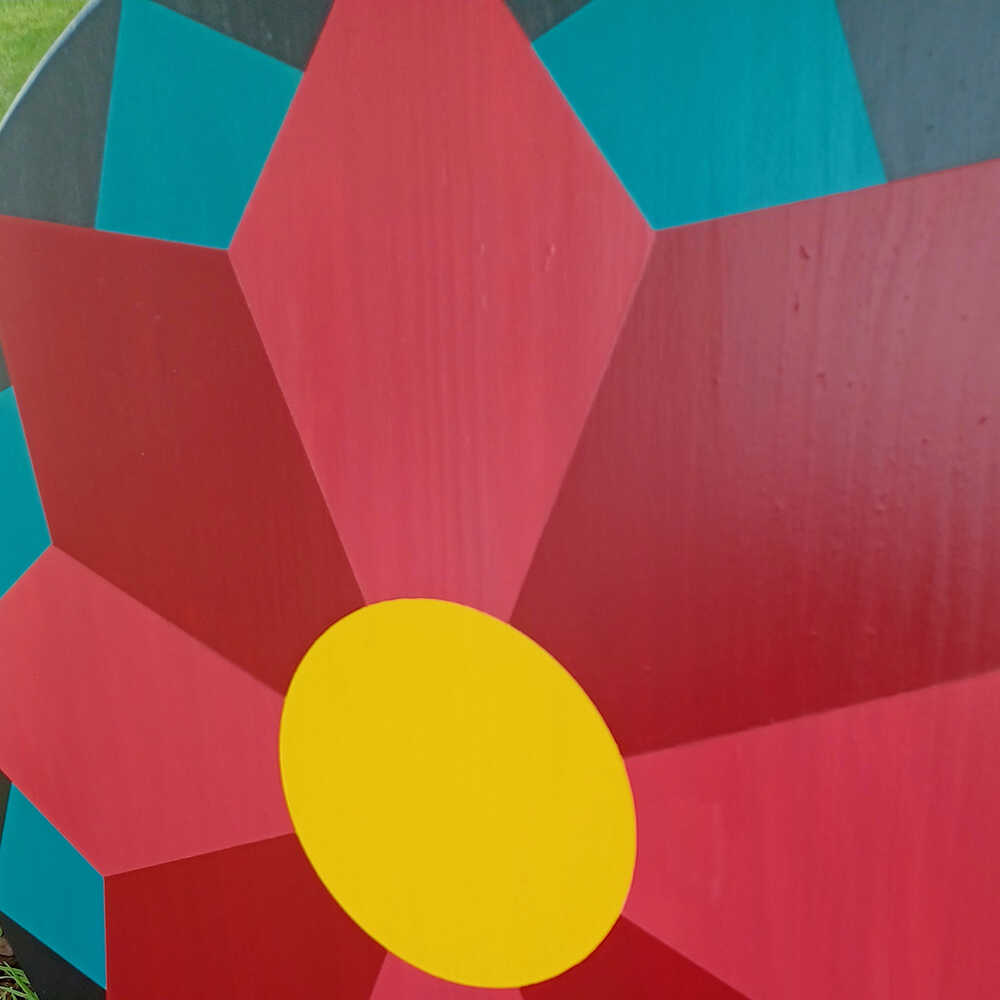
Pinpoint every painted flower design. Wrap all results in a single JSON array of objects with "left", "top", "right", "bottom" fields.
[{"left": 1, "top": 1, "right": 1000, "bottom": 999}]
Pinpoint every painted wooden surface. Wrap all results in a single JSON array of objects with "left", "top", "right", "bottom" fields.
[
  {"left": 0, "top": 216, "right": 362, "bottom": 695},
  {"left": 0, "top": 0, "right": 119, "bottom": 227},
  {"left": 534, "top": 0, "right": 885, "bottom": 229},
  {"left": 106, "top": 836, "right": 385, "bottom": 999},
  {"left": 371, "top": 954, "right": 522, "bottom": 1000},
  {"left": 0, "top": 0, "right": 998, "bottom": 996},
  {"left": 0, "top": 549, "right": 290, "bottom": 876},
  {"left": 0, "top": 787, "right": 105, "bottom": 987},
  {"left": 0, "top": 386, "right": 48, "bottom": 598},
  {"left": 231, "top": 0, "right": 652, "bottom": 621},
  {"left": 151, "top": 0, "right": 333, "bottom": 67},
  {"left": 514, "top": 156, "right": 1000, "bottom": 756},
  {"left": 0, "top": 770, "right": 105, "bottom": 997},
  {"left": 97, "top": 0, "right": 299, "bottom": 247},
  {"left": 503, "top": 0, "right": 592, "bottom": 39},
  {"left": 525, "top": 918, "right": 747, "bottom": 999},
  {"left": 625, "top": 668, "right": 1000, "bottom": 999},
  {"left": 837, "top": 0, "right": 1000, "bottom": 179}
]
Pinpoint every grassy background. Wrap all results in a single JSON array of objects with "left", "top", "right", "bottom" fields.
[{"left": 0, "top": 0, "right": 87, "bottom": 118}]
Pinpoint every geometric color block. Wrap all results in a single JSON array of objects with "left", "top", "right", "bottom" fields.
[
  {"left": 0, "top": 387, "right": 49, "bottom": 598},
  {"left": 503, "top": 0, "right": 593, "bottom": 40},
  {"left": 525, "top": 918, "right": 748, "bottom": 999},
  {"left": 105, "top": 836, "right": 385, "bottom": 999},
  {"left": 231, "top": 0, "right": 652, "bottom": 620},
  {"left": 280, "top": 600, "right": 635, "bottom": 988},
  {"left": 625, "top": 668, "right": 1000, "bottom": 1000},
  {"left": 513, "top": 156, "right": 1000, "bottom": 756},
  {"left": 535, "top": 0, "right": 886, "bottom": 229},
  {"left": 0, "top": 788, "right": 105, "bottom": 987},
  {"left": 0, "top": 910, "right": 105, "bottom": 1000},
  {"left": 0, "top": 0, "right": 120, "bottom": 227},
  {"left": 151, "top": 0, "right": 333, "bottom": 68},
  {"left": 0, "top": 1, "right": 998, "bottom": 996},
  {"left": 97, "top": 0, "right": 299, "bottom": 248},
  {"left": 0, "top": 548, "right": 291, "bottom": 876},
  {"left": 836, "top": 0, "right": 1000, "bottom": 180},
  {"left": 0, "top": 218, "right": 362, "bottom": 695},
  {"left": 372, "top": 954, "right": 521, "bottom": 1000}
]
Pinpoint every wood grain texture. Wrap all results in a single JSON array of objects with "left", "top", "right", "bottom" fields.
[
  {"left": 106, "top": 835, "right": 385, "bottom": 999},
  {"left": 513, "top": 156, "right": 1000, "bottom": 756},
  {"left": 0, "top": 217, "right": 362, "bottom": 694},
  {"left": 0, "top": 0, "right": 119, "bottom": 227},
  {"left": 0, "top": 549, "right": 291, "bottom": 876},
  {"left": 152, "top": 0, "right": 333, "bottom": 67},
  {"left": 534, "top": 0, "right": 885, "bottom": 230},
  {"left": 0, "top": 911, "right": 104, "bottom": 1000},
  {"left": 837, "top": 0, "right": 1000, "bottom": 180},
  {"left": 625, "top": 668, "right": 1000, "bottom": 999},
  {"left": 97, "top": 0, "right": 300, "bottom": 248},
  {"left": 231, "top": 0, "right": 652, "bottom": 620},
  {"left": 524, "top": 918, "right": 748, "bottom": 999}
]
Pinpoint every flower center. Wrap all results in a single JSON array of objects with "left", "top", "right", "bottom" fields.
[{"left": 280, "top": 598, "right": 636, "bottom": 988}]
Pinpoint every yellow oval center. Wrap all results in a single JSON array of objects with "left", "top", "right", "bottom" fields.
[{"left": 279, "top": 599, "right": 636, "bottom": 988}]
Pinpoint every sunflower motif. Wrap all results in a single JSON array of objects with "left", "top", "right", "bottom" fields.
[{"left": 1, "top": 1, "right": 1000, "bottom": 999}]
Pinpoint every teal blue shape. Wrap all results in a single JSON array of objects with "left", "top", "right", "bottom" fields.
[
  {"left": 535, "top": 0, "right": 886, "bottom": 229},
  {"left": 0, "top": 387, "right": 49, "bottom": 597},
  {"left": 0, "top": 788, "right": 105, "bottom": 987},
  {"left": 97, "top": 0, "right": 300, "bottom": 248}
]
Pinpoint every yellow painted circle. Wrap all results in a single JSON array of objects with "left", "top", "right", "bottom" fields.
[{"left": 280, "top": 599, "right": 636, "bottom": 988}]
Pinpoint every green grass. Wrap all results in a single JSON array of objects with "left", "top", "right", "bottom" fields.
[
  {"left": 0, "top": 0, "right": 87, "bottom": 119},
  {"left": 0, "top": 963, "right": 39, "bottom": 1000}
]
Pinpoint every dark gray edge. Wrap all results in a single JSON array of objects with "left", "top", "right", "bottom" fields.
[
  {"left": 0, "top": 771, "right": 9, "bottom": 843},
  {"left": 505, "top": 0, "right": 595, "bottom": 41},
  {"left": 0, "top": 910, "right": 105, "bottom": 1000},
  {"left": 0, "top": 0, "right": 107, "bottom": 135},
  {"left": 149, "top": 0, "right": 334, "bottom": 69}
]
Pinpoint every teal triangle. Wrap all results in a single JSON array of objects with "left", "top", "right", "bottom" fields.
[
  {"left": 0, "top": 387, "right": 49, "bottom": 597},
  {"left": 96, "top": 0, "right": 300, "bottom": 248},
  {"left": 535, "top": 0, "right": 886, "bottom": 230},
  {"left": 0, "top": 788, "right": 105, "bottom": 987}
]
